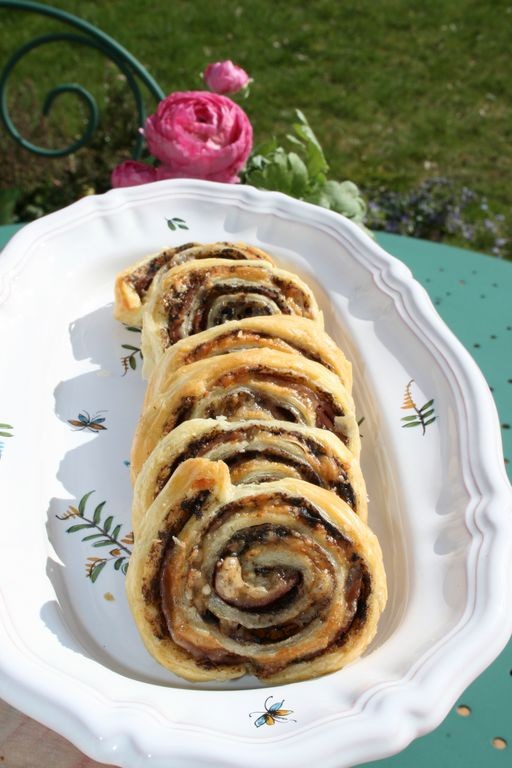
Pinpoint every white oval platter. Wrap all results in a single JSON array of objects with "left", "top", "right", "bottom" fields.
[{"left": 0, "top": 179, "right": 511, "bottom": 768}]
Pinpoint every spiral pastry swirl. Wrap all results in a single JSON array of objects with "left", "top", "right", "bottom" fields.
[
  {"left": 132, "top": 418, "right": 368, "bottom": 532},
  {"left": 131, "top": 348, "right": 359, "bottom": 479},
  {"left": 144, "top": 315, "right": 352, "bottom": 404},
  {"left": 114, "top": 241, "right": 275, "bottom": 325},
  {"left": 126, "top": 458, "right": 386, "bottom": 683},
  {"left": 140, "top": 259, "right": 322, "bottom": 376}
]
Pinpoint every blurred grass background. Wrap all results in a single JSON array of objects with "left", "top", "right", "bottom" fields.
[{"left": 0, "top": 0, "right": 511, "bottom": 255}]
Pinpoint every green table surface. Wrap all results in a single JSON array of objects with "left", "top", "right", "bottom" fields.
[{"left": 1, "top": 224, "right": 511, "bottom": 767}]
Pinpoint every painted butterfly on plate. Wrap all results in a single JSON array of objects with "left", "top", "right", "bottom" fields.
[
  {"left": 68, "top": 410, "right": 107, "bottom": 432},
  {"left": 249, "top": 696, "right": 296, "bottom": 727}
]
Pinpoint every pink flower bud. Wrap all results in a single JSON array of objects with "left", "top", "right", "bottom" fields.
[
  {"left": 203, "top": 60, "right": 251, "bottom": 95},
  {"left": 111, "top": 160, "right": 157, "bottom": 188}
]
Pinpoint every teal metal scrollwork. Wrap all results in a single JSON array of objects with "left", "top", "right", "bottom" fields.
[{"left": 0, "top": 0, "right": 165, "bottom": 157}]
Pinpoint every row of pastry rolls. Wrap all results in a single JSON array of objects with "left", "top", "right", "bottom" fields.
[{"left": 115, "top": 241, "right": 387, "bottom": 683}]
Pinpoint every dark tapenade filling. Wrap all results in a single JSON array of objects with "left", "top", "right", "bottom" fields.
[
  {"left": 153, "top": 492, "right": 370, "bottom": 673},
  {"left": 128, "top": 243, "right": 196, "bottom": 299},
  {"left": 154, "top": 425, "right": 355, "bottom": 507},
  {"left": 212, "top": 366, "right": 344, "bottom": 435},
  {"left": 193, "top": 284, "right": 291, "bottom": 332},
  {"left": 184, "top": 329, "right": 333, "bottom": 371}
]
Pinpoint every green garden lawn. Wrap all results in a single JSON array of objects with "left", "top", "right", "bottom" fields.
[{"left": 1, "top": 0, "right": 510, "bottom": 255}]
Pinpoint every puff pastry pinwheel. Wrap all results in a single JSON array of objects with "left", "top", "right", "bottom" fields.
[
  {"left": 114, "top": 241, "right": 275, "bottom": 325},
  {"left": 144, "top": 315, "right": 352, "bottom": 407},
  {"left": 140, "top": 258, "right": 323, "bottom": 377},
  {"left": 131, "top": 348, "right": 360, "bottom": 479},
  {"left": 125, "top": 458, "right": 387, "bottom": 684},
  {"left": 131, "top": 418, "right": 368, "bottom": 532}
]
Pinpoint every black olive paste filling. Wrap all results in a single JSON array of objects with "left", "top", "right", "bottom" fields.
[
  {"left": 127, "top": 243, "right": 196, "bottom": 299},
  {"left": 153, "top": 424, "right": 356, "bottom": 508},
  {"left": 146, "top": 493, "right": 371, "bottom": 673},
  {"left": 161, "top": 269, "right": 313, "bottom": 345},
  {"left": 183, "top": 329, "right": 334, "bottom": 371}
]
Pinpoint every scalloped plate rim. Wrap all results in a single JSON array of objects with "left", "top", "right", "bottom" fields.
[{"left": 0, "top": 179, "right": 511, "bottom": 768}]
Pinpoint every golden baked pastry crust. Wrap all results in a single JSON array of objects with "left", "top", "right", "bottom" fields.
[
  {"left": 114, "top": 241, "right": 275, "bottom": 326},
  {"left": 131, "top": 417, "right": 368, "bottom": 532},
  {"left": 125, "top": 458, "right": 387, "bottom": 684},
  {"left": 144, "top": 315, "right": 352, "bottom": 406},
  {"left": 130, "top": 348, "right": 359, "bottom": 480},
  {"left": 140, "top": 258, "right": 324, "bottom": 377}
]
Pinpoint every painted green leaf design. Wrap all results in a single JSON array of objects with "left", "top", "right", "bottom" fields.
[
  {"left": 103, "top": 515, "right": 114, "bottom": 534},
  {"left": 0, "top": 431, "right": 13, "bottom": 438},
  {"left": 166, "top": 216, "right": 189, "bottom": 231},
  {"left": 0, "top": 423, "right": 13, "bottom": 429},
  {"left": 129, "top": 356, "right": 137, "bottom": 370},
  {"left": 58, "top": 491, "right": 133, "bottom": 583},
  {"left": 93, "top": 501, "right": 106, "bottom": 525},
  {"left": 90, "top": 561, "right": 107, "bottom": 583},
  {"left": 112, "top": 524, "right": 122, "bottom": 540},
  {"left": 67, "top": 523, "right": 94, "bottom": 533},
  {"left": 400, "top": 381, "right": 436, "bottom": 434},
  {"left": 78, "top": 490, "right": 95, "bottom": 516}
]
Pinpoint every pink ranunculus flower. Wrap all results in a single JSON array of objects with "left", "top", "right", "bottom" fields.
[
  {"left": 111, "top": 160, "right": 157, "bottom": 188},
  {"left": 203, "top": 60, "right": 251, "bottom": 95},
  {"left": 143, "top": 91, "right": 253, "bottom": 184}
]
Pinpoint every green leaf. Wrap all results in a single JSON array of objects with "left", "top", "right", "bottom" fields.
[
  {"left": 129, "top": 356, "right": 137, "bottom": 370},
  {"left": 103, "top": 516, "right": 114, "bottom": 534},
  {"left": 0, "top": 423, "right": 13, "bottom": 429},
  {"left": 0, "top": 431, "right": 13, "bottom": 438},
  {"left": 313, "top": 180, "right": 367, "bottom": 220},
  {"left": 420, "top": 400, "right": 434, "bottom": 413},
  {"left": 112, "top": 524, "right": 122, "bottom": 541},
  {"left": 92, "top": 540, "right": 115, "bottom": 548},
  {"left": 292, "top": 110, "right": 328, "bottom": 179},
  {"left": 124, "top": 326, "right": 141, "bottom": 333},
  {"left": 177, "top": 223, "right": 189, "bottom": 230},
  {"left": 66, "top": 523, "right": 94, "bottom": 533},
  {"left": 93, "top": 501, "right": 106, "bottom": 525},
  {"left": 249, "top": 137, "right": 279, "bottom": 157},
  {"left": 287, "top": 152, "right": 310, "bottom": 197},
  {"left": 166, "top": 219, "right": 176, "bottom": 231},
  {"left": 424, "top": 417, "right": 437, "bottom": 426},
  {"left": 172, "top": 218, "right": 186, "bottom": 224},
  {"left": 401, "top": 414, "right": 419, "bottom": 422},
  {"left": 114, "top": 557, "right": 125, "bottom": 571},
  {"left": 0, "top": 188, "right": 20, "bottom": 225},
  {"left": 402, "top": 421, "right": 420, "bottom": 428},
  {"left": 121, "top": 561, "right": 129, "bottom": 575},
  {"left": 285, "top": 133, "right": 306, "bottom": 149},
  {"left": 81, "top": 533, "right": 107, "bottom": 542},
  {"left": 90, "top": 560, "right": 107, "bottom": 583},
  {"left": 121, "top": 344, "right": 140, "bottom": 351},
  {"left": 420, "top": 408, "right": 435, "bottom": 420},
  {"left": 78, "top": 491, "right": 95, "bottom": 517}
]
